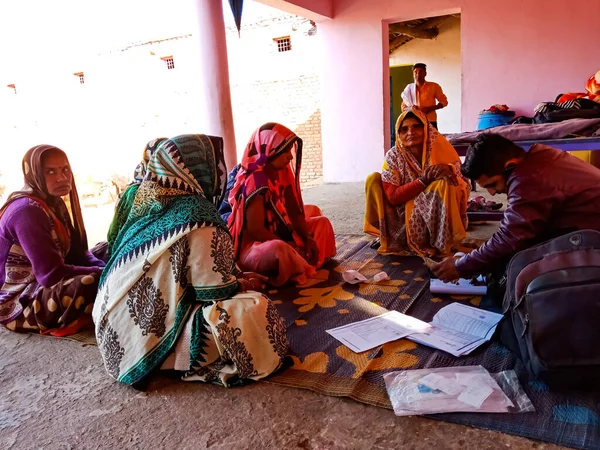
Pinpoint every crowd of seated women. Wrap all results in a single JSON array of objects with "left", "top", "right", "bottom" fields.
[{"left": 1, "top": 112, "right": 474, "bottom": 386}]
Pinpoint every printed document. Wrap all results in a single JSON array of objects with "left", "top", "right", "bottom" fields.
[
  {"left": 326, "top": 311, "right": 431, "bottom": 353},
  {"left": 408, "top": 303, "right": 503, "bottom": 356}
]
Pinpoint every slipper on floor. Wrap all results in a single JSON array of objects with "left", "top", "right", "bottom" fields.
[
  {"left": 41, "top": 316, "right": 94, "bottom": 337},
  {"left": 468, "top": 196, "right": 503, "bottom": 212}
]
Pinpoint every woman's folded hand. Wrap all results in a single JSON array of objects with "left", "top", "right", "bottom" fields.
[
  {"left": 237, "top": 272, "right": 268, "bottom": 292},
  {"left": 304, "top": 238, "right": 320, "bottom": 266},
  {"left": 424, "top": 164, "right": 458, "bottom": 186}
]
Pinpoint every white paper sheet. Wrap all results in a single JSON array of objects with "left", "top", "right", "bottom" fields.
[
  {"left": 373, "top": 271, "right": 389, "bottom": 282},
  {"left": 455, "top": 373, "right": 496, "bottom": 388},
  {"left": 342, "top": 270, "right": 368, "bottom": 284},
  {"left": 342, "top": 270, "right": 389, "bottom": 284},
  {"left": 408, "top": 329, "right": 483, "bottom": 357},
  {"left": 326, "top": 311, "right": 431, "bottom": 353},
  {"left": 457, "top": 384, "right": 494, "bottom": 408},
  {"left": 430, "top": 278, "right": 487, "bottom": 295},
  {"left": 419, "top": 373, "right": 465, "bottom": 396}
]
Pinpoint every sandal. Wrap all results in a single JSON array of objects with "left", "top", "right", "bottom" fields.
[
  {"left": 370, "top": 238, "right": 381, "bottom": 249},
  {"left": 468, "top": 196, "right": 503, "bottom": 212}
]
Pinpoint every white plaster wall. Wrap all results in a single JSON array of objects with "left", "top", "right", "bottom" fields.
[
  {"left": 225, "top": 11, "right": 322, "bottom": 160},
  {"left": 0, "top": 1, "right": 319, "bottom": 195},
  {"left": 389, "top": 16, "right": 461, "bottom": 133}
]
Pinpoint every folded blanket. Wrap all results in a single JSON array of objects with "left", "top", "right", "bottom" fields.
[
  {"left": 535, "top": 98, "right": 600, "bottom": 115},
  {"left": 446, "top": 118, "right": 600, "bottom": 145}
]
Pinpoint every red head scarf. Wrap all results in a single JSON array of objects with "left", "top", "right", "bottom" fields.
[{"left": 227, "top": 123, "right": 303, "bottom": 256}]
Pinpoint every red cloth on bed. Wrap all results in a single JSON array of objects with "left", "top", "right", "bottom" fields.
[
  {"left": 587, "top": 70, "right": 600, "bottom": 96},
  {"left": 556, "top": 70, "right": 600, "bottom": 104},
  {"left": 556, "top": 92, "right": 600, "bottom": 104}
]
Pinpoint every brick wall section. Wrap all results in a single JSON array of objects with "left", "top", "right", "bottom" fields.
[
  {"left": 230, "top": 74, "right": 323, "bottom": 185},
  {"left": 294, "top": 108, "right": 322, "bottom": 185}
]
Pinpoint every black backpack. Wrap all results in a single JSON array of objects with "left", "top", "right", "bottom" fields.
[{"left": 502, "top": 230, "right": 600, "bottom": 385}]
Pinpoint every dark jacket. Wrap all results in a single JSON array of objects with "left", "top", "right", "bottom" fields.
[
  {"left": 218, "top": 164, "right": 240, "bottom": 223},
  {"left": 457, "top": 144, "right": 600, "bottom": 277}
]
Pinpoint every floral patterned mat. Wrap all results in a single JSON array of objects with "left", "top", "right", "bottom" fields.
[{"left": 267, "top": 235, "right": 600, "bottom": 450}]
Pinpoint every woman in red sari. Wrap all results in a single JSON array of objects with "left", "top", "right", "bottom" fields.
[{"left": 228, "top": 123, "right": 336, "bottom": 286}]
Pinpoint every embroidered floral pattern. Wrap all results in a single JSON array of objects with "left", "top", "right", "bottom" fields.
[
  {"left": 210, "top": 228, "right": 234, "bottom": 283},
  {"left": 142, "top": 258, "right": 152, "bottom": 273},
  {"left": 101, "top": 323, "right": 125, "bottom": 379},
  {"left": 169, "top": 236, "right": 190, "bottom": 288},
  {"left": 96, "top": 290, "right": 110, "bottom": 343},
  {"left": 410, "top": 190, "right": 451, "bottom": 252},
  {"left": 214, "top": 304, "right": 258, "bottom": 379},
  {"left": 187, "top": 365, "right": 220, "bottom": 383},
  {"left": 127, "top": 276, "right": 169, "bottom": 337},
  {"left": 265, "top": 300, "right": 288, "bottom": 358},
  {"left": 97, "top": 289, "right": 124, "bottom": 380}
]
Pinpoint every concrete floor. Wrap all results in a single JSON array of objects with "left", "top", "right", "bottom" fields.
[{"left": 0, "top": 182, "right": 563, "bottom": 450}]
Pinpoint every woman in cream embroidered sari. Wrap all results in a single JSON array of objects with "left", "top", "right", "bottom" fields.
[
  {"left": 364, "top": 108, "right": 469, "bottom": 256},
  {"left": 94, "top": 134, "right": 288, "bottom": 387}
]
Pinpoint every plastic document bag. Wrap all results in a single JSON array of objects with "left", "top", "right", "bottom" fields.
[{"left": 383, "top": 365, "right": 534, "bottom": 416}]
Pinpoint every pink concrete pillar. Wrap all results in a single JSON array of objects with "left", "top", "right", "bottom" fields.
[{"left": 190, "top": 0, "right": 237, "bottom": 170}]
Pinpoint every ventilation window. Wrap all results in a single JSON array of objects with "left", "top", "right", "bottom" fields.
[
  {"left": 74, "top": 72, "right": 85, "bottom": 84},
  {"left": 161, "top": 56, "right": 175, "bottom": 70},
  {"left": 7, "top": 84, "right": 16, "bottom": 94},
  {"left": 274, "top": 36, "right": 292, "bottom": 53}
]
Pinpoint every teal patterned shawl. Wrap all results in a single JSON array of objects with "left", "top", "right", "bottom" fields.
[{"left": 100, "top": 134, "right": 229, "bottom": 286}]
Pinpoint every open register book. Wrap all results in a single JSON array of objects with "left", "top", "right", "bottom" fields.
[{"left": 407, "top": 303, "right": 503, "bottom": 356}]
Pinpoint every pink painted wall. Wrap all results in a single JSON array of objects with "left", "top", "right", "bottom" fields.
[
  {"left": 461, "top": 0, "right": 599, "bottom": 128},
  {"left": 257, "top": 0, "right": 333, "bottom": 20},
  {"left": 314, "top": 0, "right": 600, "bottom": 182}
]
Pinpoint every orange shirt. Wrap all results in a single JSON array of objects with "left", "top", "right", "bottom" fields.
[{"left": 401, "top": 81, "right": 448, "bottom": 123}]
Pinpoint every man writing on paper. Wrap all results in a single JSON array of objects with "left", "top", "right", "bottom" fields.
[
  {"left": 433, "top": 133, "right": 600, "bottom": 290},
  {"left": 401, "top": 63, "right": 448, "bottom": 130}
]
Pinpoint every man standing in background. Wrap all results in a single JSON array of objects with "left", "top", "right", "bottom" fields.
[{"left": 401, "top": 63, "right": 448, "bottom": 130}]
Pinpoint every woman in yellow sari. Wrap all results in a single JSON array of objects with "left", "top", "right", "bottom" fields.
[{"left": 364, "top": 108, "right": 469, "bottom": 256}]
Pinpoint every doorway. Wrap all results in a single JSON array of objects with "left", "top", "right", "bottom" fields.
[{"left": 388, "top": 14, "right": 461, "bottom": 135}]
